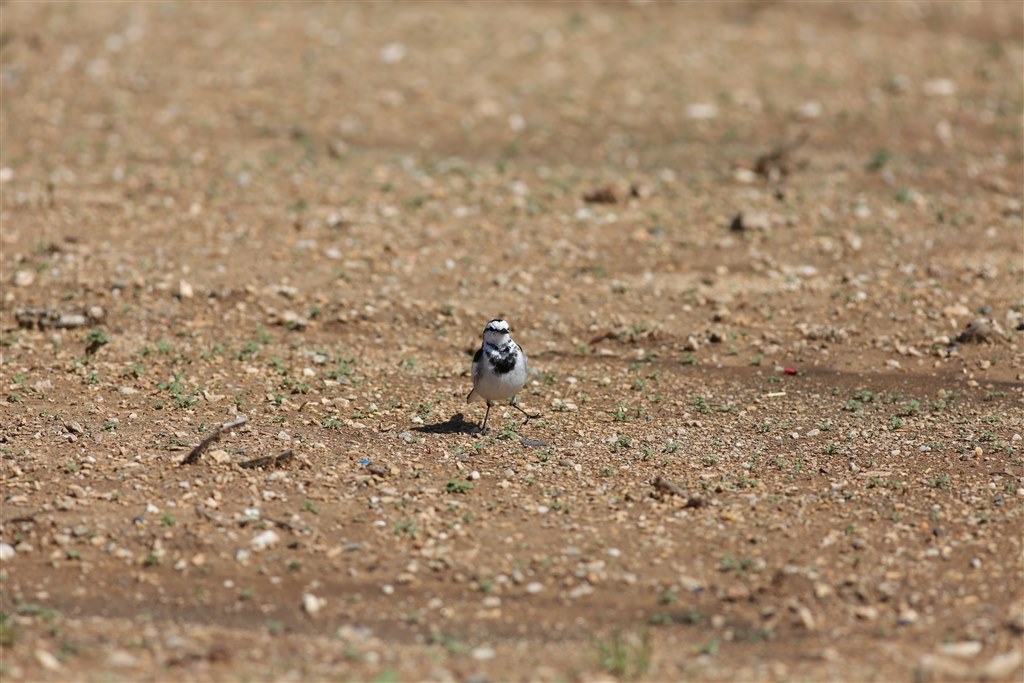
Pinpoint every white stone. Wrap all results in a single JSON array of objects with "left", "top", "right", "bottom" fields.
[
  {"left": 35, "top": 650, "right": 61, "bottom": 671},
  {"left": 923, "top": 78, "right": 956, "bottom": 97},
  {"left": 250, "top": 530, "right": 280, "bottom": 552},
  {"left": 939, "top": 641, "right": 982, "bottom": 658},
  {"left": 379, "top": 42, "right": 407, "bottom": 64},
  {"left": 302, "top": 592, "right": 326, "bottom": 615},
  {"left": 686, "top": 103, "right": 718, "bottom": 120},
  {"left": 472, "top": 647, "right": 496, "bottom": 661}
]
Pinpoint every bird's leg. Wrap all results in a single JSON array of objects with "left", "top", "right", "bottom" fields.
[
  {"left": 510, "top": 397, "right": 540, "bottom": 424},
  {"left": 478, "top": 401, "right": 493, "bottom": 434}
]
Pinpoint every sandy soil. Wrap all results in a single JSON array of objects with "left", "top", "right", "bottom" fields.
[{"left": 1, "top": 2, "right": 1023, "bottom": 681}]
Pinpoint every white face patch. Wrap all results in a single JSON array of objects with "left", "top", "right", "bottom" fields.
[{"left": 484, "top": 319, "right": 510, "bottom": 336}]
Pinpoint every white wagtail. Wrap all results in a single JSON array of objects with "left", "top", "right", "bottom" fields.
[{"left": 467, "top": 318, "right": 537, "bottom": 433}]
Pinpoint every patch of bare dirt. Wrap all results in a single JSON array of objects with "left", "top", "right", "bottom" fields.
[{"left": 2, "top": 3, "right": 1022, "bottom": 681}]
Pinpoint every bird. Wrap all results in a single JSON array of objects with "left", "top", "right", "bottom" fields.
[{"left": 466, "top": 318, "right": 536, "bottom": 433}]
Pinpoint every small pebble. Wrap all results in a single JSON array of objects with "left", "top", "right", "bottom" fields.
[
  {"left": 923, "top": 78, "right": 956, "bottom": 97},
  {"left": 107, "top": 650, "right": 139, "bottom": 668},
  {"left": 471, "top": 647, "right": 496, "bottom": 661},
  {"left": 897, "top": 608, "right": 919, "bottom": 625},
  {"left": 686, "top": 103, "right": 718, "bottom": 120},
  {"left": 302, "top": 592, "right": 325, "bottom": 615},
  {"left": 939, "top": 641, "right": 982, "bottom": 658},
  {"left": 250, "top": 530, "right": 280, "bottom": 551},
  {"left": 35, "top": 649, "right": 61, "bottom": 671},
  {"left": 854, "top": 606, "right": 879, "bottom": 620},
  {"left": 12, "top": 270, "right": 35, "bottom": 287}
]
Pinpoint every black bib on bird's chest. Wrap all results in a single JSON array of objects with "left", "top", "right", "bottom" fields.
[{"left": 487, "top": 346, "right": 518, "bottom": 374}]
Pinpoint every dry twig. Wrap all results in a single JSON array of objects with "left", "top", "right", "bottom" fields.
[
  {"left": 652, "top": 476, "right": 705, "bottom": 508},
  {"left": 239, "top": 450, "right": 294, "bottom": 470},
  {"left": 180, "top": 415, "right": 248, "bottom": 466}
]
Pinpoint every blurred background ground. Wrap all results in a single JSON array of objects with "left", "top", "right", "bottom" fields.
[{"left": 1, "top": 2, "right": 1022, "bottom": 681}]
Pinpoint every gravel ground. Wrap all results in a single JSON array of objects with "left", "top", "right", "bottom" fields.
[{"left": 1, "top": 2, "right": 1022, "bottom": 681}]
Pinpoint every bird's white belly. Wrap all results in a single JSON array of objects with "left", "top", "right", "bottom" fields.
[{"left": 475, "top": 361, "right": 526, "bottom": 401}]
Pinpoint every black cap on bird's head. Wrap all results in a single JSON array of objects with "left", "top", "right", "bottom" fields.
[{"left": 483, "top": 319, "right": 511, "bottom": 339}]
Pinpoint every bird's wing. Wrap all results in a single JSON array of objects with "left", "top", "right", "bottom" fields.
[{"left": 467, "top": 347, "right": 483, "bottom": 402}]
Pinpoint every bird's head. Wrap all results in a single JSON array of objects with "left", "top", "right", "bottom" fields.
[{"left": 482, "top": 318, "right": 512, "bottom": 346}]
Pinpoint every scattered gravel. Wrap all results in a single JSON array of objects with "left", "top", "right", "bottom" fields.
[{"left": 0, "top": 3, "right": 1020, "bottom": 683}]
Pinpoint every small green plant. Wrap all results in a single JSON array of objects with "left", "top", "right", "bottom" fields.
[
  {"left": 320, "top": 417, "right": 344, "bottom": 430},
  {"left": 156, "top": 374, "right": 199, "bottom": 409},
  {"left": 302, "top": 501, "right": 320, "bottom": 515},
  {"left": 0, "top": 611, "right": 16, "bottom": 646},
  {"left": 16, "top": 603, "right": 59, "bottom": 621},
  {"left": 280, "top": 377, "right": 312, "bottom": 395},
  {"left": 897, "top": 399, "right": 921, "bottom": 416},
  {"left": 235, "top": 341, "right": 259, "bottom": 360},
  {"left": 868, "top": 477, "right": 903, "bottom": 490},
  {"left": 596, "top": 630, "right": 651, "bottom": 680},
  {"left": 867, "top": 148, "right": 891, "bottom": 171},
  {"left": 395, "top": 519, "right": 418, "bottom": 537},
  {"left": 658, "top": 590, "right": 678, "bottom": 605},
  {"left": 326, "top": 357, "right": 356, "bottom": 379},
  {"left": 693, "top": 396, "right": 712, "bottom": 414},
  {"left": 428, "top": 629, "right": 470, "bottom": 655},
  {"left": 123, "top": 363, "right": 144, "bottom": 378},
  {"left": 82, "top": 329, "right": 109, "bottom": 355},
  {"left": 720, "top": 554, "right": 756, "bottom": 574},
  {"left": 611, "top": 435, "right": 631, "bottom": 452},
  {"left": 445, "top": 480, "right": 473, "bottom": 494}
]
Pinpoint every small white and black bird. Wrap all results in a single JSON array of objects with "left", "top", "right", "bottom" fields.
[{"left": 467, "top": 318, "right": 536, "bottom": 433}]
